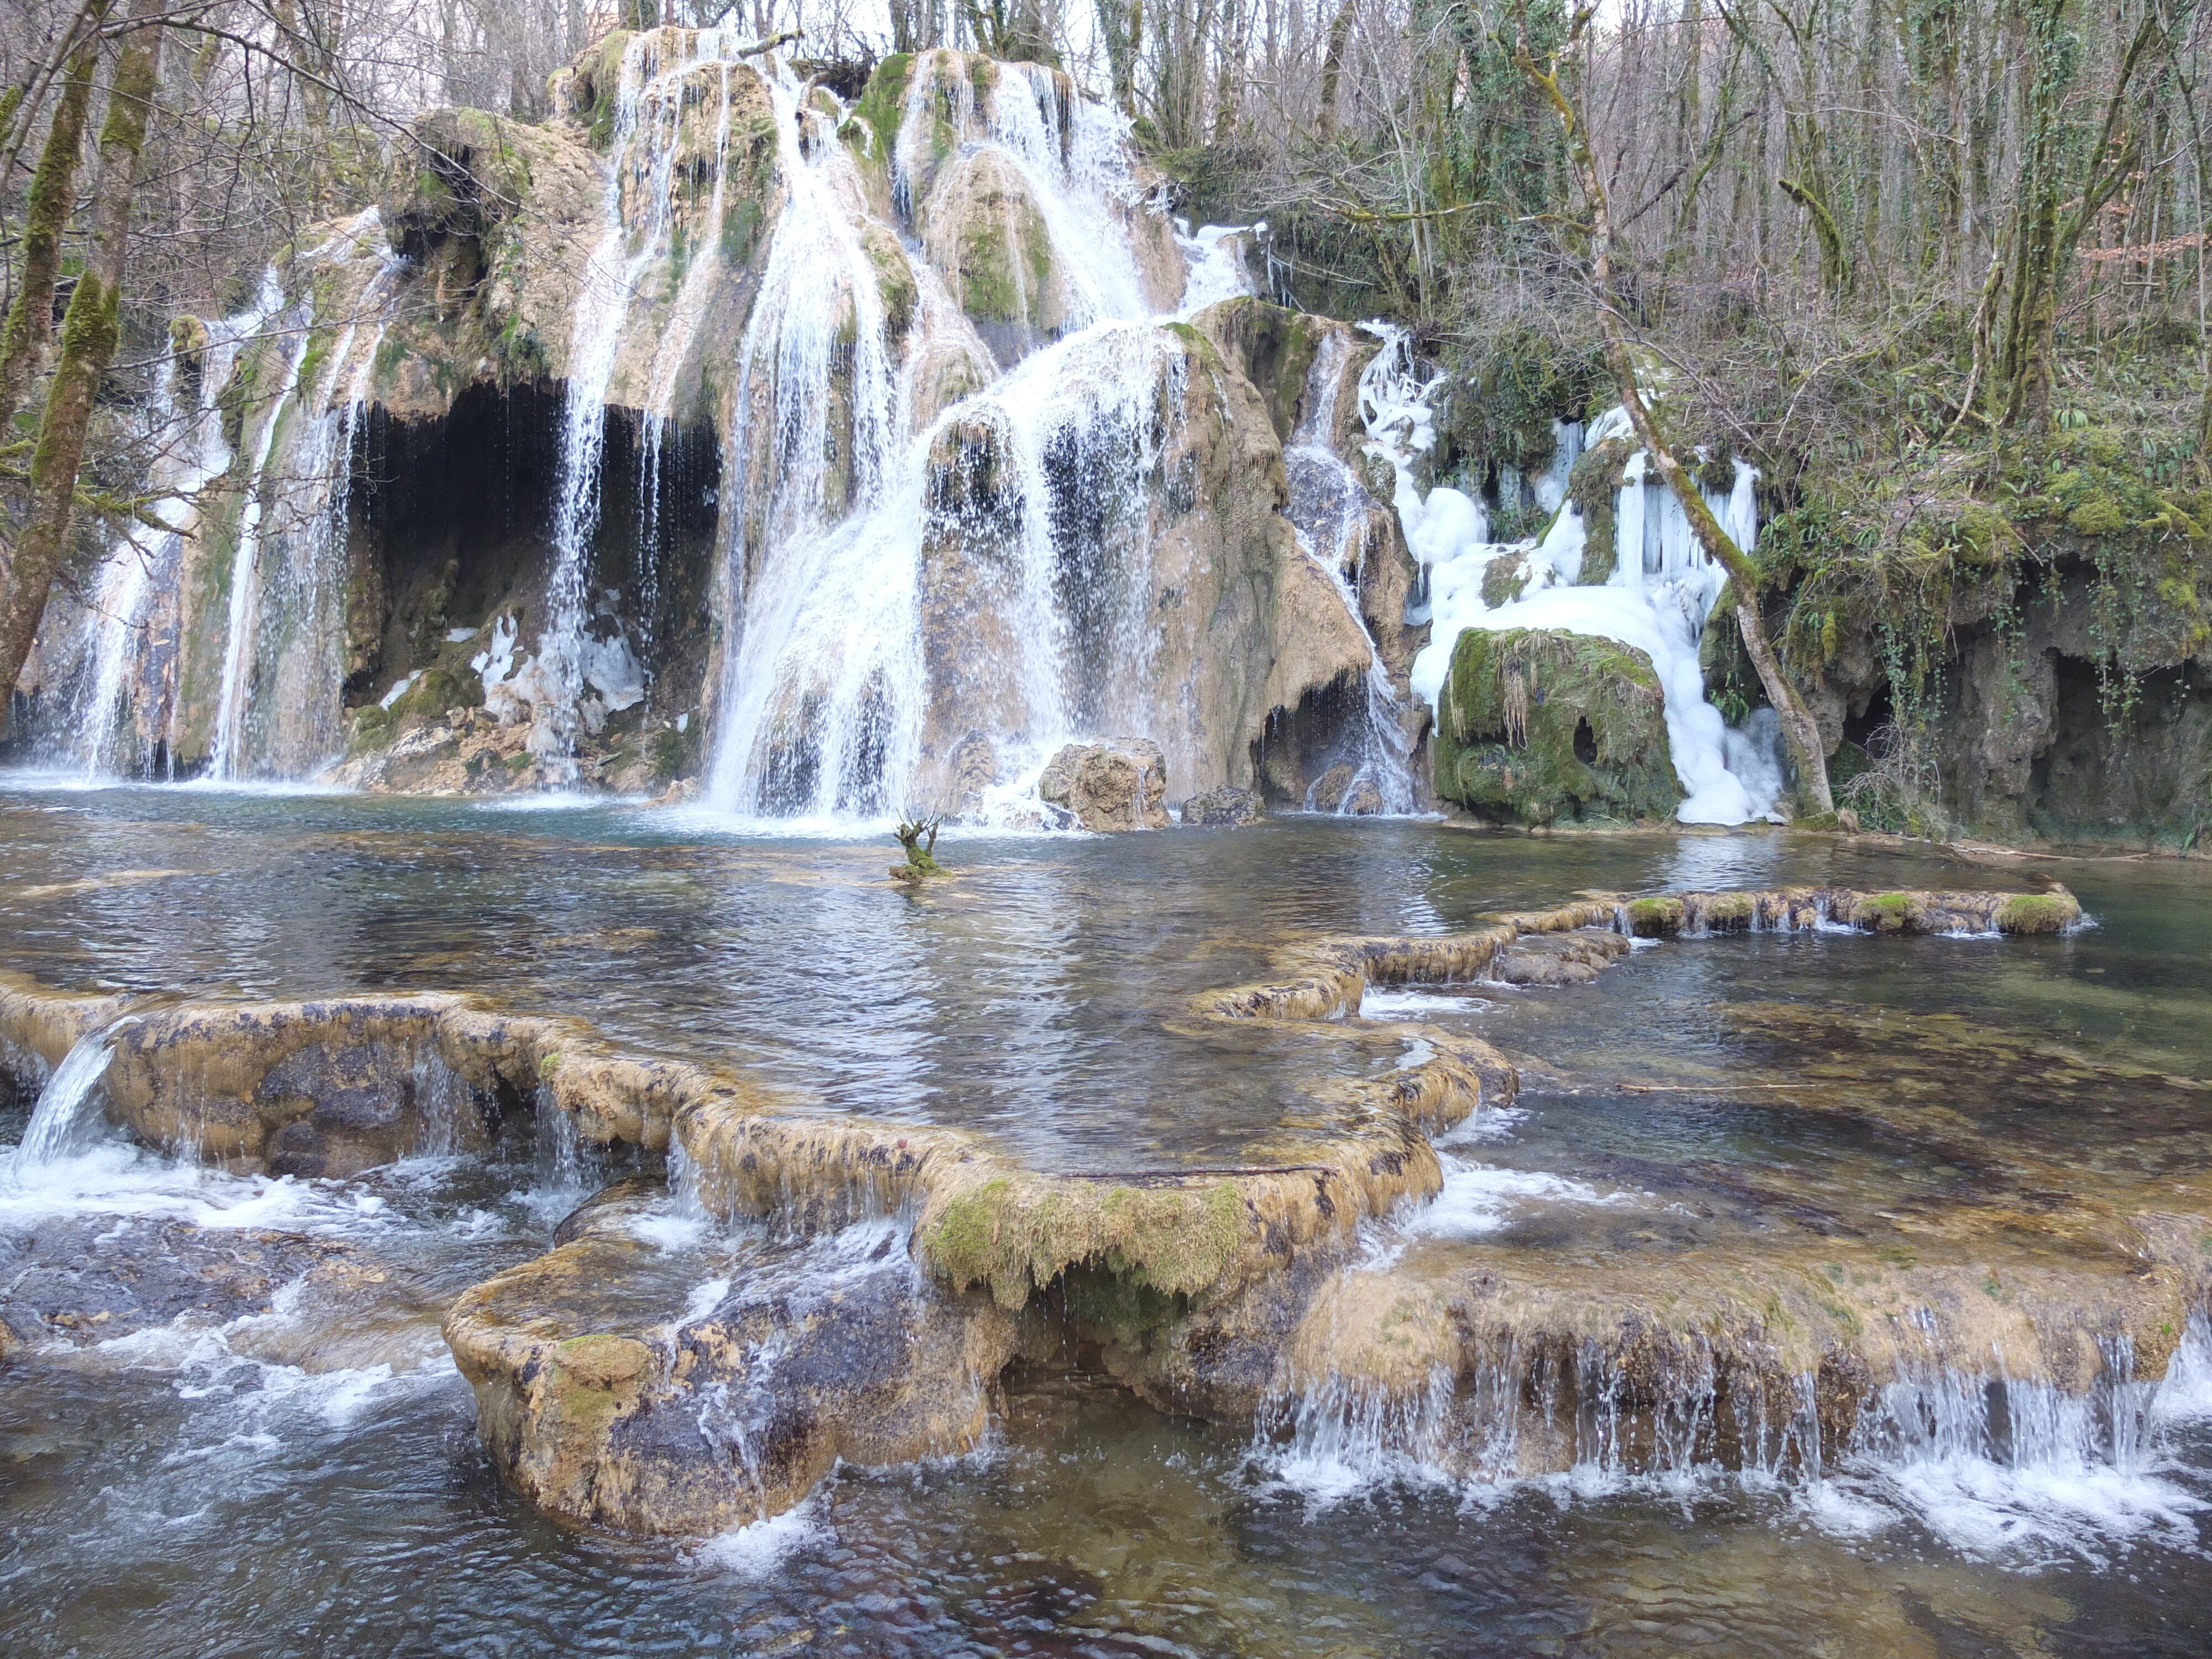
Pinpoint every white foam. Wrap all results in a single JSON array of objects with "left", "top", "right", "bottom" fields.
[
  {"left": 692, "top": 1494, "right": 828, "bottom": 1577},
  {"left": 1358, "top": 988, "right": 1491, "bottom": 1019},
  {"left": 630, "top": 1207, "right": 712, "bottom": 1253},
  {"left": 1860, "top": 1455, "right": 2204, "bottom": 1565},
  {"left": 679, "top": 1275, "right": 732, "bottom": 1326},
  {"left": 1409, "top": 1156, "right": 1631, "bottom": 1239},
  {"left": 0, "top": 1142, "right": 333, "bottom": 1232}
]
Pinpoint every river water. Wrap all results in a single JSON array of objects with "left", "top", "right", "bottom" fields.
[{"left": 3, "top": 775, "right": 2209, "bottom": 1656}]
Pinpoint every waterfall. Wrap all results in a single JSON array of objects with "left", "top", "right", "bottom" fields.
[
  {"left": 1361, "top": 331, "right": 1784, "bottom": 825},
  {"left": 701, "top": 49, "right": 1217, "bottom": 821},
  {"left": 208, "top": 212, "right": 405, "bottom": 781},
  {"left": 1282, "top": 330, "right": 1418, "bottom": 815},
  {"left": 536, "top": 28, "right": 763, "bottom": 775},
  {"left": 9, "top": 1021, "right": 127, "bottom": 1174},
  {"left": 48, "top": 274, "right": 285, "bottom": 776},
  {"left": 72, "top": 362, "right": 184, "bottom": 776},
  {"left": 207, "top": 309, "right": 314, "bottom": 780}
]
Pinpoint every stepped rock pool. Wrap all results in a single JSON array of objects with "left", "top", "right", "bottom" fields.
[{"left": 3, "top": 775, "right": 2210, "bottom": 1657}]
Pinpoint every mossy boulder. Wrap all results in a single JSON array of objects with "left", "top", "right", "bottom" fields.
[
  {"left": 1851, "top": 891, "right": 1927, "bottom": 933},
  {"left": 1432, "top": 627, "right": 1682, "bottom": 825},
  {"left": 1995, "top": 892, "right": 2077, "bottom": 935},
  {"left": 1190, "top": 297, "right": 1326, "bottom": 445},
  {"left": 844, "top": 50, "right": 913, "bottom": 169}
]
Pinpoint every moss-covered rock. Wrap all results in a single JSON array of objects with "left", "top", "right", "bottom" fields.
[
  {"left": 844, "top": 50, "right": 913, "bottom": 168},
  {"left": 1432, "top": 627, "right": 1682, "bottom": 825},
  {"left": 380, "top": 108, "right": 533, "bottom": 285},
  {"left": 1567, "top": 435, "right": 1634, "bottom": 585},
  {"left": 1189, "top": 297, "right": 1324, "bottom": 445},
  {"left": 1995, "top": 892, "right": 2077, "bottom": 934},
  {"left": 1851, "top": 891, "right": 1927, "bottom": 933}
]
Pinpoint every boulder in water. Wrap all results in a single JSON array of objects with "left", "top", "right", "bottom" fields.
[
  {"left": 1488, "top": 927, "right": 1631, "bottom": 986},
  {"left": 1181, "top": 785, "right": 1265, "bottom": 827},
  {"left": 1309, "top": 763, "right": 1385, "bottom": 816},
  {"left": 442, "top": 1203, "right": 1018, "bottom": 1534},
  {"left": 1039, "top": 739, "right": 1170, "bottom": 830},
  {"left": 1433, "top": 627, "right": 1681, "bottom": 826}
]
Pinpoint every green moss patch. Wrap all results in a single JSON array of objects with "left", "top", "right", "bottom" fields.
[
  {"left": 1433, "top": 627, "right": 1681, "bottom": 826},
  {"left": 1995, "top": 893, "right": 2076, "bottom": 935}
]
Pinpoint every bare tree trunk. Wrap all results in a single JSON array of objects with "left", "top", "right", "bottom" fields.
[
  {"left": 0, "top": 22, "right": 161, "bottom": 727},
  {"left": 1094, "top": 0, "right": 1142, "bottom": 109},
  {"left": 1318, "top": 0, "right": 1355, "bottom": 138},
  {"left": 0, "top": 46, "right": 97, "bottom": 439},
  {"left": 1517, "top": 8, "right": 1834, "bottom": 813},
  {"left": 1996, "top": 0, "right": 2173, "bottom": 428}
]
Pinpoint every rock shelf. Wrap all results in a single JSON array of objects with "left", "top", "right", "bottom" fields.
[{"left": 12, "top": 879, "right": 2189, "bottom": 1537}]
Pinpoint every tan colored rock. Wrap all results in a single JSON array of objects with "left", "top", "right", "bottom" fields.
[
  {"left": 1488, "top": 926, "right": 1631, "bottom": 986},
  {"left": 1039, "top": 738, "right": 1169, "bottom": 830},
  {"left": 1180, "top": 784, "right": 1265, "bottom": 826},
  {"left": 443, "top": 1207, "right": 1018, "bottom": 1534}
]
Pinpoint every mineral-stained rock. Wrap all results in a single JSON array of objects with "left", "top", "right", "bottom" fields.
[
  {"left": 1039, "top": 738, "right": 1170, "bottom": 831},
  {"left": 96, "top": 997, "right": 496, "bottom": 1175},
  {"left": 1433, "top": 626, "right": 1682, "bottom": 825},
  {"left": 1308, "top": 763, "right": 1385, "bottom": 815},
  {"left": 1180, "top": 785, "right": 1265, "bottom": 827},
  {"left": 443, "top": 1203, "right": 1019, "bottom": 1533},
  {"left": 1488, "top": 927, "right": 1631, "bottom": 986}
]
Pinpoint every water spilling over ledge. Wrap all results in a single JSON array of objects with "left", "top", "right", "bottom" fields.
[{"left": 18, "top": 865, "right": 2205, "bottom": 1557}]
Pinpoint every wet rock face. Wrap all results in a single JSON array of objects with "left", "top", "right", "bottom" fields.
[
  {"left": 1180, "top": 785, "right": 1265, "bottom": 827},
  {"left": 0, "top": 1217, "right": 375, "bottom": 1350},
  {"left": 1040, "top": 739, "right": 1170, "bottom": 830},
  {"left": 96, "top": 999, "right": 495, "bottom": 1175},
  {"left": 1434, "top": 627, "right": 1681, "bottom": 825},
  {"left": 909, "top": 323, "right": 1375, "bottom": 811},
  {"left": 444, "top": 1213, "right": 1018, "bottom": 1534},
  {"left": 1308, "top": 762, "right": 1384, "bottom": 816},
  {"left": 1488, "top": 927, "right": 1630, "bottom": 986}
]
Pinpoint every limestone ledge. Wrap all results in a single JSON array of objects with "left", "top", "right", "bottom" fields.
[
  {"left": 8, "top": 877, "right": 2177, "bottom": 1532},
  {"left": 1188, "top": 883, "right": 2084, "bottom": 1022}
]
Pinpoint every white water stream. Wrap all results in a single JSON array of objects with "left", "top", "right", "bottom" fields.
[
  {"left": 1359, "top": 332, "right": 1785, "bottom": 825},
  {"left": 208, "top": 212, "right": 405, "bottom": 781},
  {"left": 700, "top": 50, "right": 1201, "bottom": 820},
  {"left": 1282, "top": 330, "right": 1418, "bottom": 814},
  {"left": 50, "top": 273, "right": 287, "bottom": 776}
]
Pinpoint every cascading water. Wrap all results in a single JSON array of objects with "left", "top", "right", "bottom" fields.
[
  {"left": 205, "top": 315, "right": 313, "bottom": 781},
  {"left": 536, "top": 30, "right": 734, "bottom": 774},
  {"left": 1361, "top": 331, "right": 1785, "bottom": 825},
  {"left": 41, "top": 274, "right": 286, "bottom": 776},
  {"left": 1281, "top": 331, "right": 1418, "bottom": 815},
  {"left": 208, "top": 212, "right": 406, "bottom": 781},
  {"left": 9, "top": 1022, "right": 126, "bottom": 1173},
  {"left": 702, "top": 49, "right": 1226, "bottom": 820}
]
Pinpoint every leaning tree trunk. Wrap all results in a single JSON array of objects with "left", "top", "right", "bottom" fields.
[
  {"left": 1517, "top": 15, "right": 1833, "bottom": 813},
  {"left": 0, "top": 46, "right": 98, "bottom": 439},
  {"left": 0, "top": 24, "right": 160, "bottom": 728}
]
